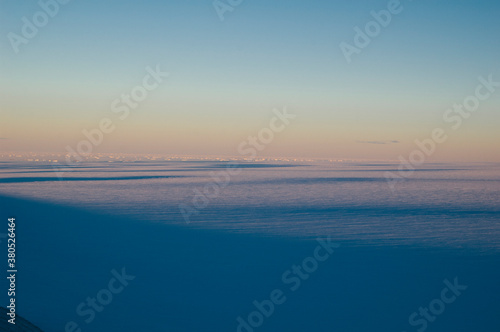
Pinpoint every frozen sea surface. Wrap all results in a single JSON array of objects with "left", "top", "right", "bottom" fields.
[
  {"left": 1, "top": 159, "right": 499, "bottom": 250},
  {"left": 0, "top": 159, "right": 499, "bottom": 331}
]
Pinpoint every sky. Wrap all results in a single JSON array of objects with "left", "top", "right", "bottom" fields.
[{"left": 1, "top": 0, "right": 499, "bottom": 161}]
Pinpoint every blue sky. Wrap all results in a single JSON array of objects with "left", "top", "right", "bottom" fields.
[{"left": 1, "top": 0, "right": 499, "bottom": 160}]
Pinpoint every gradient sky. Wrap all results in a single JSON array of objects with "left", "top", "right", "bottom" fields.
[{"left": 1, "top": 0, "right": 499, "bottom": 161}]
